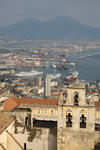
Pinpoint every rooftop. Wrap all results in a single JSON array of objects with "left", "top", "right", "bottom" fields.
[
  {"left": 3, "top": 97, "right": 58, "bottom": 111},
  {"left": 0, "top": 112, "right": 14, "bottom": 134},
  {"left": 68, "top": 80, "right": 85, "bottom": 89},
  {"left": 95, "top": 101, "right": 100, "bottom": 107}
]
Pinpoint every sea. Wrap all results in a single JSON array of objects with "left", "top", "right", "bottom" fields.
[
  {"left": 17, "top": 47, "right": 100, "bottom": 83},
  {"left": 68, "top": 49, "right": 100, "bottom": 150},
  {"left": 66, "top": 48, "right": 100, "bottom": 82}
]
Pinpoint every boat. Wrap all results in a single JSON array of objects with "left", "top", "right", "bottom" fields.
[
  {"left": 52, "top": 64, "right": 56, "bottom": 69},
  {"left": 15, "top": 69, "right": 43, "bottom": 77},
  {"left": 67, "top": 62, "right": 76, "bottom": 66},
  {"left": 66, "top": 71, "right": 78, "bottom": 82},
  {"left": 50, "top": 73, "right": 61, "bottom": 79}
]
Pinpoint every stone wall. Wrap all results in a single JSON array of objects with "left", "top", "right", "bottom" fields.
[
  {"left": 7, "top": 131, "right": 24, "bottom": 150},
  {"left": 57, "top": 105, "right": 96, "bottom": 150},
  {"left": 0, "top": 121, "right": 14, "bottom": 149},
  {"left": 57, "top": 131, "right": 95, "bottom": 150},
  {"left": 14, "top": 126, "right": 57, "bottom": 150}
]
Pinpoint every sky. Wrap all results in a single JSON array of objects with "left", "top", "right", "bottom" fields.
[{"left": 0, "top": 0, "right": 100, "bottom": 28}]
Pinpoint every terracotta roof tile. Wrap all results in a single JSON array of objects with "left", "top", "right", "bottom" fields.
[
  {"left": 3, "top": 97, "right": 58, "bottom": 111},
  {"left": 3, "top": 98, "right": 19, "bottom": 111},
  {"left": 95, "top": 101, "right": 100, "bottom": 107}
]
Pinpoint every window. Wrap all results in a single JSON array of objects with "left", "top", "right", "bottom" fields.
[
  {"left": 66, "top": 113, "right": 72, "bottom": 127},
  {"left": 80, "top": 114, "right": 86, "bottom": 128},
  {"left": 63, "top": 92, "right": 67, "bottom": 98},
  {"left": 25, "top": 117, "right": 28, "bottom": 126},
  {"left": 74, "top": 92, "right": 79, "bottom": 106},
  {"left": 24, "top": 143, "right": 26, "bottom": 150},
  {"left": 94, "top": 143, "right": 100, "bottom": 149},
  {"left": 95, "top": 123, "right": 100, "bottom": 131},
  {"left": 33, "top": 118, "right": 36, "bottom": 126}
]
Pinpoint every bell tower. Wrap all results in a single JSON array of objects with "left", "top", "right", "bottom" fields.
[
  {"left": 65, "top": 80, "right": 86, "bottom": 106},
  {"left": 57, "top": 80, "right": 96, "bottom": 150}
]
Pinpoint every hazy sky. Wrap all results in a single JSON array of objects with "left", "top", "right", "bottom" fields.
[{"left": 0, "top": 0, "right": 100, "bottom": 28}]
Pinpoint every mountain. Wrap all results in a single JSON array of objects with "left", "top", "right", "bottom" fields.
[{"left": 0, "top": 16, "right": 100, "bottom": 40}]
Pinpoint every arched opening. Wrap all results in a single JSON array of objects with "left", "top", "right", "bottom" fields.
[
  {"left": 63, "top": 92, "right": 67, "bottom": 103},
  {"left": 74, "top": 92, "right": 79, "bottom": 106},
  {"left": 66, "top": 113, "right": 72, "bottom": 127},
  {"left": 24, "top": 143, "right": 27, "bottom": 150},
  {"left": 94, "top": 143, "right": 100, "bottom": 150},
  {"left": 95, "top": 123, "right": 100, "bottom": 131},
  {"left": 80, "top": 114, "right": 86, "bottom": 128},
  {"left": 25, "top": 116, "right": 28, "bottom": 126},
  {"left": 63, "top": 92, "right": 67, "bottom": 98}
]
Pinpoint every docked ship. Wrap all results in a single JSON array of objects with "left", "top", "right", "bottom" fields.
[
  {"left": 52, "top": 64, "right": 56, "bottom": 69},
  {"left": 67, "top": 62, "right": 76, "bottom": 66},
  {"left": 15, "top": 69, "right": 43, "bottom": 77},
  {"left": 66, "top": 71, "right": 79, "bottom": 82},
  {"left": 50, "top": 73, "right": 61, "bottom": 79}
]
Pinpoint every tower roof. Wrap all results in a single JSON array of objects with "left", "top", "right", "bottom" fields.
[{"left": 68, "top": 80, "right": 85, "bottom": 89}]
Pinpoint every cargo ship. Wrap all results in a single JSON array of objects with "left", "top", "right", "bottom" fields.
[{"left": 66, "top": 71, "right": 78, "bottom": 82}]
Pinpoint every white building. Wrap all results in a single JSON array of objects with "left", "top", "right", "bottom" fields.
[
  {"left": 0, "top": 112, "right": 24, "bottom": 150},
  {"left": 44, "top": 74, "right": 51, "bottom": 97}
]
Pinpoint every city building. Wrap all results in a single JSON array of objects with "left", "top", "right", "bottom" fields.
[
  {"left": 2, "top": 80, "right": 100, "bottom": 150},
  {"left": 44, "top": 74, "right": 51, "bottom": 98},
  {"left": 34, "top": 77, "right": 42, "bottom": 87}
]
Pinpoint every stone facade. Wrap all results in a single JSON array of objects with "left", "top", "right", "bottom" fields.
[
  {"left": 12, "top": 107, "right": 57, "bottom": 150},
  {"left": 31, "top": 105, "right": 58, "bottom": 123},
  {"left": 0, "top": 113, "right": 24, "bottom": 150},
  {"left": 3, "top": 80, "right": 100, "bottom": 150},
  {"left": 57, "top": 81, "right": 100, "bottom": 150}
]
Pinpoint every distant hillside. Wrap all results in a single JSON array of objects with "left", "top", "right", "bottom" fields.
[{"left": 0, "top": 16, "right": 100, "bottom": 40}]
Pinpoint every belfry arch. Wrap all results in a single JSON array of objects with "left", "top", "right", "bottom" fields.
[
  {"left": 65, "top": 81, "right": 86, "bottom": 106},
  {"left": 94, "top": 143, "right": 100, "bottom": 150},
  {"left": 66, "top": 109, "right": 72, "bottom": 127},
  {"left": 74, "top": 92, "right": 79, "bottom": 106},
  {"left": 80, "top": 114, "right": 86, "bottom": 128},
  {"left": 66, "top": 113, "right": 72, "bottom": 127}
]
